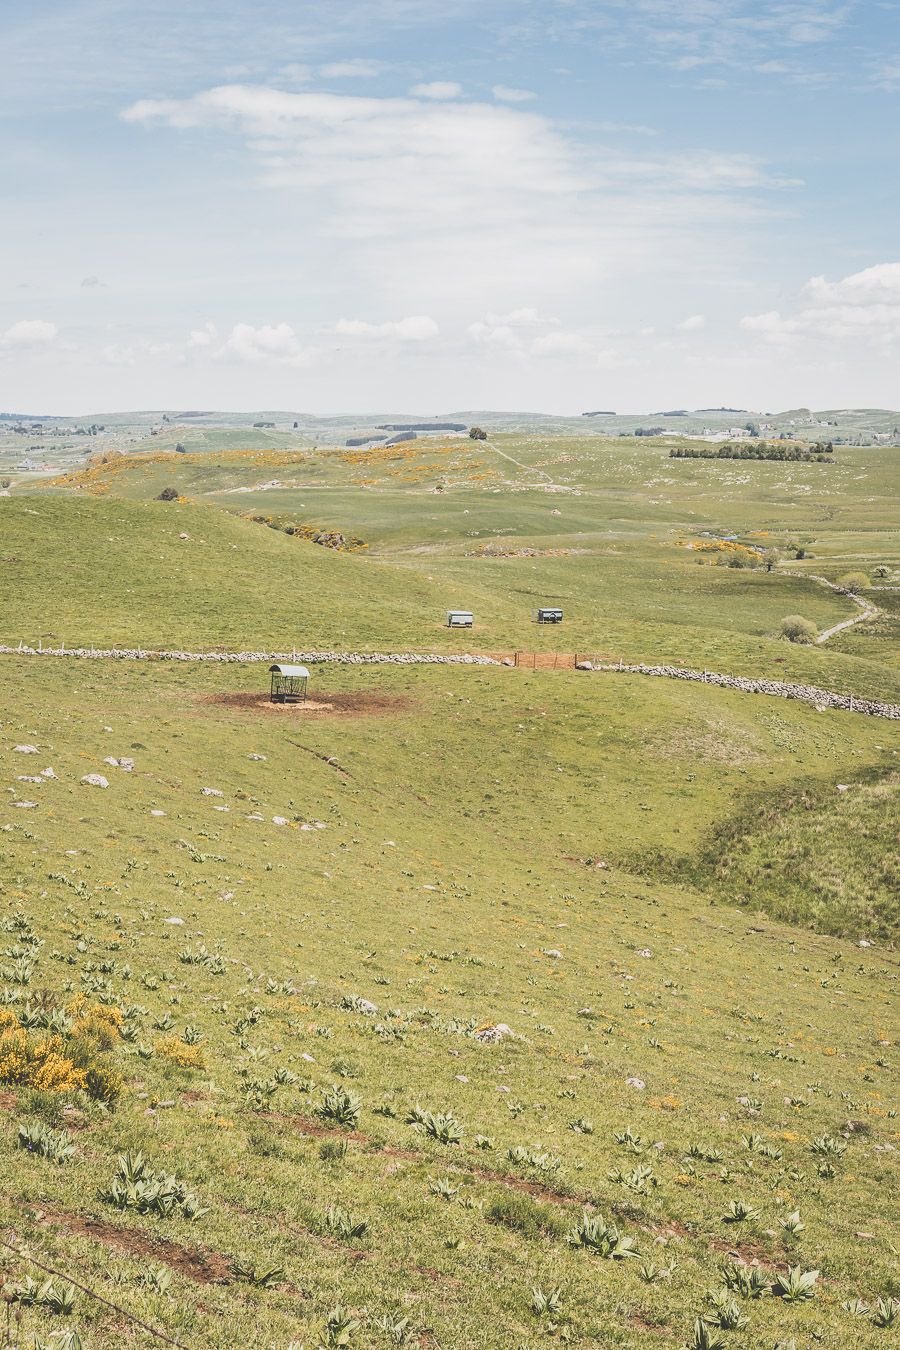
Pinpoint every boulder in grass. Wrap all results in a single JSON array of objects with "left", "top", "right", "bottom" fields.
[
  {"left": 474, "top": 1023, "right": 514, "bottom": 1044},
  {"left": 14, "top": 745, "right": 38, "bottom": 754},
  {"left": 201, "top": 787, "right": 224, "bottom": 797},
  {"left": 81, "top": 774, "right": 109, "bottom": 788}
]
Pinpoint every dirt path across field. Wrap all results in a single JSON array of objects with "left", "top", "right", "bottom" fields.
[{"left": 808, "top": 574, "right": 880, "bottom": 644}]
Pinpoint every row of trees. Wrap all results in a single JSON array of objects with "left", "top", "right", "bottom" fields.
[{"left": 670, "top": 442, "right": 834, "bottom": 462}]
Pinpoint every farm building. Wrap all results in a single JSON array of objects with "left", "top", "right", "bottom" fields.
[
  {"left": 535, "top": 607, "right": 564, "bottom": 624},
  {"left": 269, "top": 662, "right": 309, "bottom": 703},
  {"left": 447, "top": 610, "right": 474, "bottom": 628}
]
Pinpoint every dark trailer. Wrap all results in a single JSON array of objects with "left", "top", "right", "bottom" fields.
[
  {"left": 535, "top": 607, "right": 564, "bottom": 624},
  {"left": 269, "top": 662, "right": 310, "bottom": 703}
]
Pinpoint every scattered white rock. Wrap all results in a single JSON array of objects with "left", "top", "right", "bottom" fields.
[
  {"left": 247, "top": 812, "right": 264, "bottom": 821},
  {"left": 13, "top": 800, "right": 37, "bottom": 808},
  {"left": 247, "top": 753, "right": 267, "bottom": 761},
  {"left": 164, "top": 917, "right": 185, "bottom": 926},
  {"left": 80, "top": 774, "right": 109, "bottom": 788},
  {"left": 301, "top": 1052, "right": 316, "bottom": 1063},
  {"left": 475, "top": 1023, "right": 514, "bottom": 1044},
  {"left": 14, "top": 745, "right": 38, "bottom": 754},
  {"left": 858, "top": 939, "right": 873, "bottom": 948},
  {"left": 626, "top": 1077, "right": 646, "bottom": 1090},
  {"left": 213, "top": 805, "right": 230, "bottom": 812},
  {"left": 542, "top": 948, "right": 563, "bottom": 959},
  {"left": 637, "top": 948, "right": 653, "bottom": 958},
  {"left": 836, "top": 784, "right": 850, "bottom": 792},
  {"left": 179, "top": 532, "right": 190, "bottom": 540},
  {"left": 201, "top": 787, "right": 223, "bottom": 797},
  {"left": 354, "top": 998, "right": 378, "bottom": 1015},
  {"left": 104, "top": 755, "right": 135, "bottom": 771},
  {"left": 272, "top": 816, "right": 289, "bottom": 826},
  {"left": 455, "top": 1074, "right": 469, "bottom": 1083},
  {"left": 150, "top": 809, "right": 166, "bottom": 817},
  {"left": 40, "top": 767, "right": 56, "bottom": 779},
  {"left": 17, "top": 776, "right": 42, "bottom": 784}
]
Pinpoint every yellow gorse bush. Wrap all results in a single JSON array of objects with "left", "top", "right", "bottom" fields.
[
  {"left": 67, "top": 994, "right": 123, "bottom": 1036},
  {"left": 155, "top": 1036, "right": 205, "bottom": 1069},
  {"left": 0, "top": 1028, "right": 86, "bottom": 1092}
]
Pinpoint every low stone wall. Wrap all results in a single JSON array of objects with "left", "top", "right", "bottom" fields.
[
  {"left": 0, "top": 644, "right": 500, "bottom": 667},
  {"left": 579, "top": 661, "right": 900, "bottom": 720},
  {"left": 2, "top": 643, "right": 897, "bottom": 718}
]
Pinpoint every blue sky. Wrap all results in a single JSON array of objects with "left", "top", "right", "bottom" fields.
[{"left": 2, "top": 0, "right": 900, "bottom": 413}]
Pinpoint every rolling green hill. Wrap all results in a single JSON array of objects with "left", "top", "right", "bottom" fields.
[{"left": 0, "top": 429, "right": 897, "bottom": 1349}]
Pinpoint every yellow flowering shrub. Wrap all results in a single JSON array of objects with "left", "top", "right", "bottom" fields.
[
  {"left": 155, "top": 1036, "right": 205, "bottom": 1069},
  {"left": 74, "top": 1001, "right": 123, "bottom": 1045},
  {"left": 0, "top": 1029, "right": 85, "bottom": 1092}
]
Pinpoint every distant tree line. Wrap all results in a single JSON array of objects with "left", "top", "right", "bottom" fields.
[{"left": 670, "top": 441, "right": 835, "bottom": 462}]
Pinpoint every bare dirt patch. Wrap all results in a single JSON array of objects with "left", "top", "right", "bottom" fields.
[
  {"left": 38, "top": 1209, "right": 233, "bottom": 1285},
  {"left": 200, "top": 691, "right": 415, "bottom": 718}
]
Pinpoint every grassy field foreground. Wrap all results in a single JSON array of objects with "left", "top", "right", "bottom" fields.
[{"left": 0, "top": 658, "right": 897, "bottom": 1349}]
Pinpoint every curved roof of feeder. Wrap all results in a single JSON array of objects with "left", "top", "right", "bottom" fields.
[{"left": 269, "top": 663, "right": 310, "bottom": 677}]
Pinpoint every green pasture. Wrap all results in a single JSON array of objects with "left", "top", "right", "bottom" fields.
[
  {"left": 0, "top": 657, "right": 897, "bottom": 1348},
  {"left": 0, "top": 427, "right": 896, "bottom": 1349}
]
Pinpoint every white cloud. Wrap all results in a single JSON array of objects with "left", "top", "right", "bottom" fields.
[
  {"left": 219, "top": 322, "right": 317, "bottom": 365},
  {"left": 408, "top": 81, "right": 462, "bottom": 99},
  {"left": 468, "top": 321, "right": 523, "bottom": 349},
  {"left": 0, "top": 319, "right": 58, "bottom": 349},
  {"left": 487, "top": 307, "right": 547, "bottom": 327},
  {"left": 334, "top": 315, "right": 439, "bottom": 339},
  {"left": 187, "top": 323, "right": 218, "bottom": 348},
  {"left": 468, "top": 308, "right": 554, "bottom": 349},
  {"left": 101, "top": 343, "right": 138, "bottom": 366},
  {"left": 277, "top": 63, "right": 311, "bottom": 85},
  {"left": 121, "top": 82, "right": 796, "bottom": 338},
  {"left": 530, "top": 330, "right": 591, "bottom": 357},
  {"left": 740, "top": 263, "right": 900, "bottom": 346},
  {"left": 678, "top": 313, "right": 706, "bottom": 330},
  {"left": 492, "top": 84, "right": 536, "bottom": 102},
  {"left": 874, "top": 58, "right": 900, "bottom": 91},
  {"left": 321, "top": 59, "right": 386, "bottom": 79}
]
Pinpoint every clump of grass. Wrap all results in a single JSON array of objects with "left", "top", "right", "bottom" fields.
[
  {"left": 100, "top": 1151, "right": 209, "bottom": 1220},
  {"left": 485, "top": 1192, "right": 567, "bottom": 1240},
  {"left": 17, "top": 1120, "right": 74, "bottom": 1164},
  {"left": 317, "top": 1084, "right": 361, "bottom": 1129}
]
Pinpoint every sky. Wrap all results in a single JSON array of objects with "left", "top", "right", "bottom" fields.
[{"left": 2, "top": 0, "right": 900, "bottom": 414}]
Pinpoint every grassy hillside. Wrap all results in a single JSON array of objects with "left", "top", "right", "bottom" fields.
[
  {"left": 3, "top": 489, "right": 896, "bottom": 701},
  {"left": 0, "top": 658, "right": 897, "bottom": 1349},
  {"left": 0, "top": 428, "right": 897, "bottom": 1349}
]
